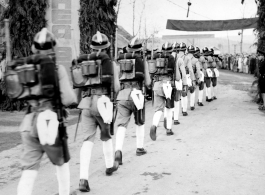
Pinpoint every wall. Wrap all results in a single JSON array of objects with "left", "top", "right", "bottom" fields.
[{"left": 46, "top": 0, "right": 80, "bottom": 75}]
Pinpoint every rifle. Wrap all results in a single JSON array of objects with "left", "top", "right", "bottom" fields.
[
  {"left": 71, "top": 29, "right": 82, "bottom": 142},
  {"left": 110, "top": 35, "right": 117, "bottom": 136},
  {"left": 142, "top": 41, "right": 146, "bottom": 97},
  {"left": 50, "top": 53, "right": 70, "bottom": 162},
  {"left": 4, "top": 19, "right": 11, "bottom": 66}
]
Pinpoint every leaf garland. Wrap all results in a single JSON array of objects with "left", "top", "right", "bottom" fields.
[{"left": 79, "top": 0, "right": 117, "bottom": 54}]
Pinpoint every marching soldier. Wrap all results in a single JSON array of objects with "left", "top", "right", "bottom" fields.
[
  {"left": 211, "top": 48, "right": 220, "bottom": 100},
  {"left": 178, "top": 42, "right": 195, "bottom": 115},
  {"left": 11, "top": 28, "right": 77, "bottom": 195},
  {"left": 73, "top": 31, "right": 120, "bottom": 192},
  {"left": 186, "top": 45, "right": 199, "bottom": 110},
  {"left": 202, "top": 47, "right": 213, "bottom": 102},
  {"left": 150, "top": 42, "right": 175, "bottom": 141},
  {"left": 172, "top": 42, "right": 187, "bottom": 124},
  {"left": 114, "top": 38, "right": 151, "bottom": 166},
  {"left": 194, "top": 46, "right": 205, "bottom": 106}
]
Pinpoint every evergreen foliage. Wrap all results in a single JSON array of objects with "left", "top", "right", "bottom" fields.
[
  {"left": 0, "top": 0, "right": 48, "bottom": 111},
  {"left": 79, "top": 0, "right": 117, "bottom": 54},
  {"left": 2, "top": 0, "right": 48, "bottom": 57}
]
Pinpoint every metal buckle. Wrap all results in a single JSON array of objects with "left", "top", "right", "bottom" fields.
[{"left": 91, "top": 88, "right": 96, "bottom": 94}]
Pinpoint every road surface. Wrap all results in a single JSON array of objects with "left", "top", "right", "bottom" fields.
[{"left": 0, "top": 70, "right": 264, "bottom": 195}]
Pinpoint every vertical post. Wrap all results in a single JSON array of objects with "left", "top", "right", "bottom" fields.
[
  {"left": 240, "top": 29, "right": 244, "bottom": 53},
  {"left": 227, "top": 31, "right": 230, "bottom": 54},
  {"left": 151, "top": 34, "right": 154, "bottom": 60},
  {"left": 4, "top": 19, "right": 11, "bottom": 62},
  {"left": 233, "top": 44, "right": 236, "bottom": 54},
  {"left": 115, "top": 27, "right": 118, "bottom": 59}
]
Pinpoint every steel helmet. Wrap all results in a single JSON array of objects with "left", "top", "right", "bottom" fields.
[
  {"left": 34, "top": 28, "right": 56, "bottom": 50},
  {"left": 161, "top": 42, "right": 173, "bottom": 52},
  {"left": 90, "top": 31, "right": 110, "bottom": 50},
  {"left": 194, "top": 46, "right": 201, "bottom": 58},
  {"left": 187, "top": 45, "right": 196, "bottom": 53},
  {"left": 195, "top": 46, "right": 200, "bottom": 53},
  {"left": 172, "top": 42, "right": 180, "bottom": 52},
  {"left": 127, "top": 36, "right": 142, "bottom": 52},
  {"left": 179, "top": 42, "right": 187, "bottom": 51},
  {"left": 209, "top": 47, "right": 214, "bottom": 56},
  {"left": 202, "top": 47, "right": 209, "bottom": 56}
]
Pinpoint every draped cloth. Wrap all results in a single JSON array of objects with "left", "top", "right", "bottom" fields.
[{"left": 166, "top": 18, "right": 258, "bottom": 31}]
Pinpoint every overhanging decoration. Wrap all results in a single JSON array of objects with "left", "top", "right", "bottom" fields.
[{"left": 166, "top": 18, "right": 258, "bottom": 31}]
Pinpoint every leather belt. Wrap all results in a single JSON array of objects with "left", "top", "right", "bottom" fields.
[
  {"left": 153, "top": 75, "right": 172, "bottom": 82},
  {"left": 29, "top": 101, "right": 54, "bottom": 113},
  {"left": 121, "top": 81, "right": 140, "bottom": 90},
  {"left": 83, "top": 87, "right": 109, "bottom": 96}
]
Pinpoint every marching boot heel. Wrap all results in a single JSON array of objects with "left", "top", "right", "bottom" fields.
[
  {"left": 136, "top": 148, "right": 147, "bottom": 156},
  {"left": 174, "top": 120, "right": 180, "bottom": 125},
  {"left": 182, "top": 111, "right": 188, "bottom": 116},
  {"left": 198, "top": 102, "right": 204, "bottom": 106},
  {"left": 106, "top": 166, "right": 118, "bottom": 176},
  {"left": 79, "top": 179, "right": 90, "bottom": 192},
  {"left": 206, "top": 97, "right": 212, "bottom": 102},
  {"left": 166, "top": 129, "right": 174, "bottom": 136},
  {"left": 150, "top": 125, "right": 157, "bottom": 141},
  {"left": 114, "top": 150, "right": 123, "bottom": 166}
]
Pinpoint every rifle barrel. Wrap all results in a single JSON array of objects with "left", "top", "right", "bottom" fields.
[{"left": 4, "top": 19, "right": 11, "bottom": 62}]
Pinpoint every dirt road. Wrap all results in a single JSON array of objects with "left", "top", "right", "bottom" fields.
[{"left": 0, "top": 70, "right": 265, "bottom": 195}]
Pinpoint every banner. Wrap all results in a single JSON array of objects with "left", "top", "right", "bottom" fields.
[{"left": 166, "top": 18, "right": 258, "bottom": 31}]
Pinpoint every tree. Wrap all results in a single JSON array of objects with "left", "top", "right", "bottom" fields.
[
  {"left": 79, "top": 0, "right": 117, "bottom": 54},
  {"left": 2, "top": 0, "right": 48, "bottom": 57},
  {"left": 0, "top": 0, "right": 48, "bottom": 111}
]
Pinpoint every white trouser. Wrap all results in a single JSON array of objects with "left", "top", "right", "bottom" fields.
[
  {"left": 18, "top": 163, "right": 70, "bottom": 195},
  {"left": 190, "top": 92, "right": 195, "bottom": 107},
  {"left": 198, "top": 90, "right": 203, "bottom": 103},
  {"left": 152, "top": 111, "right": 162, "bottom": 127},
  {"left": 173, "top": 101, "right": 180, "bottom": 120},
  {"left": 181, "top": 96, "right": 188, "bottom": 112}
]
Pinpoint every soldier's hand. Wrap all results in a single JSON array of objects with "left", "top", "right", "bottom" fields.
[
  {"left": 192, "top": 81, "right": 197, "bottom": 87},
  {"left": 182, "top": 85, "right": 187, "bottom": 92}
]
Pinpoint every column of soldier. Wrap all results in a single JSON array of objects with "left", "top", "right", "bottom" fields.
[{"left": 5, "top": 28, "right": 219, "bottom": 195}]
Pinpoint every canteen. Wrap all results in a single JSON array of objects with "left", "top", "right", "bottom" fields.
[
  {"left": 81, "top": 61, "right": 98, "bottom": 76},
  {"left": 147, "top": 60, "right": 156, "bottom": 73},
  {"left": 119, "top": 59, "right": 133, "bottom": 72},
  {"left": 156, "top": 58, "right": 165, "bottom": 67}
]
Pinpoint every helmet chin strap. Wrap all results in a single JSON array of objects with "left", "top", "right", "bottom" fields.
[{"left": 97, "top": 49, "right": 101, "bottom": 57}]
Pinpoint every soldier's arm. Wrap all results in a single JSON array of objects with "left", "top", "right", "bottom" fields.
[
  {"left": 144, "top": 59, "right": 151, "bottom": 88},
  {"left": 175, "top": 59, "right": 181, "bottom": 81},
  {"left": 58, "top": 65, "right": 77, "bottom": 106},
  {"left": 179, "top": 59, "right": 187, "bottom": 85},
  {"left": 186, "top": 58, "right": 196, "bottom": 81},
  {"left": 113, "top": 61, "right": 120, "bottom": 93},
  {"left": 195, "top": 61, "right": 201, "bottom": 79}
]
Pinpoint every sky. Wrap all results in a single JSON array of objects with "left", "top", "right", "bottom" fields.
[{"left": 117, "top": 0, "right": 258, "bottom": 40}]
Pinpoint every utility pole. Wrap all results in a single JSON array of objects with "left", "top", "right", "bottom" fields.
[
  {"left": 233, "top": 44, "right": 237, "bottom": 54},
  {"left": 240, "top": 29, "right": 244, "bottom": 53},
  {"left": 226, "top": 31, "right": 230, "bottom": 54}
]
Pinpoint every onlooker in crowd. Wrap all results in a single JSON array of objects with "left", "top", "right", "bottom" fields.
[
  {"left": 258, "top": 53, "right": 265, "bottom": 111},
  {"left": 250, "top": 54, "right": 257, "bottom": 75}
]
